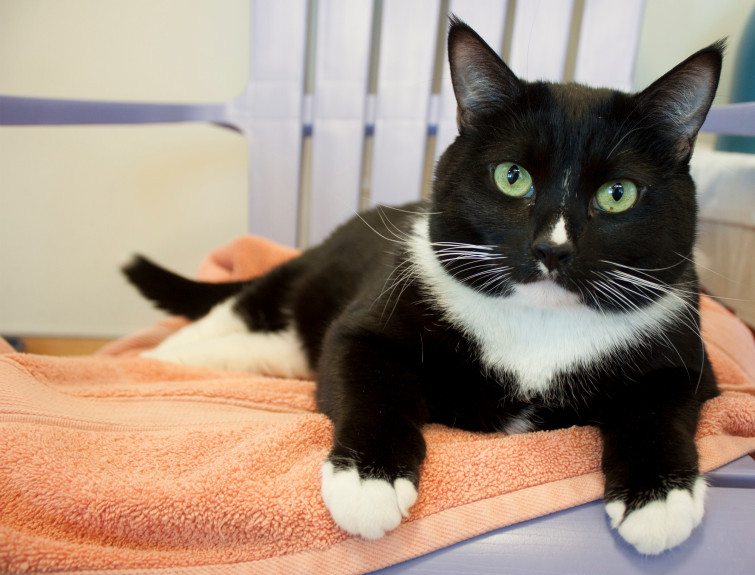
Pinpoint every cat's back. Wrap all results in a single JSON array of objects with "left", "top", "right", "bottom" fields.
[
  {"left": 287, "top": 201, "right": 427, "bottom": 362},
  {"left": 303, "top": 201, "right": 426, "bottom": 279}
]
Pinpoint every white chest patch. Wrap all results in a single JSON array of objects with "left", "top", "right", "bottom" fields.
[
  {"left": 408, "top": 216, "right": 684, "bottom": 397},
  {"left": 511, "top": 279, "right": 581, "bottom": 308}
]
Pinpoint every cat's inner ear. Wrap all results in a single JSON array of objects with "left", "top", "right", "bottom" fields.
[
  {"left": 447, "top": 17, "right": 521, "bottom": 130},
  {"left": 635, "top": 41, "right": 724, "bottom": 163}
]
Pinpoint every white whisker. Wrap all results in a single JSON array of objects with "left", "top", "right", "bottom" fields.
[{"left": 592, "top": 265, "right": 707, "bottom": 393}]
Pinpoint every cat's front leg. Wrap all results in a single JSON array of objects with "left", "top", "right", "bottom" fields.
[
  {"left": 599, "top": 369, "right": 711, "bottom": 555},
  {"left": 317, "top": 332, "right": 427, "bottom": 539},
  {"left": 604, "top": 474, "right": 707, "bottom": 555},
  {"left": 320, "top": 418, "right": 426, "bottom": 540}
]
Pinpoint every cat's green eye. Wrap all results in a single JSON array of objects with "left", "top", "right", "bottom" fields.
[
  {"left": 594, "top": 180, "right": 638, "bottom": 213},
  {"left": 493, "top": 162, "right": 534, "bottom": 198}
]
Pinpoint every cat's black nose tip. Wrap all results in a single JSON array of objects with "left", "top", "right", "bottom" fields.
[{"left": 532, "top": 243, "right": 574, "bottom": 271}]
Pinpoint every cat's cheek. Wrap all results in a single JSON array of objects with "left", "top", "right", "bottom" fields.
[
  {"left": 320, "top": 461, "right": 418, "bottom": 539},
  {"left": 606, "top": 477, "right": 707, "bottom": 555}
]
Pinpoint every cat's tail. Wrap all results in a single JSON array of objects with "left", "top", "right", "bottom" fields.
[{"left": 122, "top": 255, "right": 247, "bottom": 320}]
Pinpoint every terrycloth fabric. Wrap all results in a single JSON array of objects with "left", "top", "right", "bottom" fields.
[{"left": 1, "top": 236, "right": 754, "bottom": 574}]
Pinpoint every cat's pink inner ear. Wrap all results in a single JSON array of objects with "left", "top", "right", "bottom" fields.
[
  {"left": 634, "top": 41, "right": 724, "bottom": 161},
  {"left": 447, "top": 17, "right": 521, "bottom": 129}
]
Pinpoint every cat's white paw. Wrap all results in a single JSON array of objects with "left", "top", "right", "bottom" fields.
[
  {"left": 321, "top": 461, "right": 417, "bottom": 539},
  {"left": 606, "top": 477, "right": 707, "bottom": 555}
]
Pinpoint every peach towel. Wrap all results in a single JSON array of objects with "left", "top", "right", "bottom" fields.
[{"left": 1, "top": 236, "right": 754, "bottom": 574}]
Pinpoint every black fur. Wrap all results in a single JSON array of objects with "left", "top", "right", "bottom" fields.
[
  {"left": 123, "top": 255, "right": 245, "bottom": 320},
  {"left": 124, "top": 19, "right": 723, "bottom": 549}
]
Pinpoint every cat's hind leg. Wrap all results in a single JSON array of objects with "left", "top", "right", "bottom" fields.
[
  {"left": 142, "top": 299, "right": 312, "bottom": 379},
  {"left": 144, "top": 298, "right": 245, "bottom": 353}
]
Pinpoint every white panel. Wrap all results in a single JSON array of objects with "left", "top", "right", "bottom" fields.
[
  {"left": 245, "top": 120, "right": 302, "bottom": 245},
  {"left": 574, "top": 0, "right": 645, "bottom": 91},
  {"left": 238, "top": 0, "right": 308, "bottom": 246},
  {"left": 509, "top": 0, "right": 575, "bottom": 82},
  {"left": 435, "top": 0, "right": 509, "bottom": 165},
  {"left": 308, "top": 0, "right": 373, "bottom": 245},
  {"left": 370, "top": 0, "right": 441, "bottom": 207}
]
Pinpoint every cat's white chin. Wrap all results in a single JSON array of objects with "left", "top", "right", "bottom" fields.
[{"left": 510, "top": 280, "right": 581, "bottom": 308}]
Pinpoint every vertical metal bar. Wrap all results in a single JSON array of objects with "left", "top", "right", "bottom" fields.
[
  {"left": 562, "top": 0, "right": 585, "bottom": 83},
  {"left": 500, "top": 0, "right": 517, "bottom": 62},
  {"left": 358, "top": 0, "right": 384, "bottom": 212},
  {"left": 421, "top": 0, "right": 451, "bottom": 200},
  {"left": 297, "top": 0, "right": 319, "bottom": 248}
]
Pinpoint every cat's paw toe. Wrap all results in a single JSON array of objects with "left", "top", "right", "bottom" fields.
[
  {"left": 604, "top": 499, "right": 626, "bottom": 530},
  {"left": 607, "top": 477, "right": 706, "bottom": 555},
  {"left": 321, "top": 460, "right": 417, "bottom": 539}
]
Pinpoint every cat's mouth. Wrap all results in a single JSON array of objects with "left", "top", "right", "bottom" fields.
[{"left": 509, "top": 279, "right": 582, "bottom": 308}]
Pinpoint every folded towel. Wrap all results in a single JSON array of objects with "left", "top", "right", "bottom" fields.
[{"left": 1, "top": 236, "right": 754, "bottom": 574}]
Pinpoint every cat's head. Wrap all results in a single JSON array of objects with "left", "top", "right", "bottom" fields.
[{"left": 429, "top": 18, "right": 723, "bottom": 312}]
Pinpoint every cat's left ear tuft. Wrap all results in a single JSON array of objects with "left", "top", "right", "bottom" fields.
[
  {"left": 636, "top": 40, "right": 725, "bottom": 163},
  {"left": 448, "top": 16, "right": 522, "bottom": 130}
]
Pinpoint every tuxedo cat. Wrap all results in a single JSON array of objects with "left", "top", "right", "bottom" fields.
[{"left": 124, "top": 19, "right": 722, "bottom": 555}]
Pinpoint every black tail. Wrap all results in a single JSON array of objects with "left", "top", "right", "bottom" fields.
[{"left": 122, "top": 255, "right": 247, "bottom": 320}]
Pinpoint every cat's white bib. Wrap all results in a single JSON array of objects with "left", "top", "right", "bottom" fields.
[{"left": 408, "top": 215, "right": 686, "bottom": 397}]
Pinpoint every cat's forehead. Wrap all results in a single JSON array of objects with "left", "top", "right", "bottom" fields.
[
  {"left": 543, "top": 82, "right": 621, "bottom": 124},
  {"left": 489, "top": 81, "right": 639, "bottom": 169}
]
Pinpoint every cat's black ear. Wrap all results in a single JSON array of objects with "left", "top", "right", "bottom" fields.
[
  {"left": 448, "top": 16, "right": 522, "bottom": 130},
  {"left": 635, "top": 41, "right": 724, "bottom": 163}
]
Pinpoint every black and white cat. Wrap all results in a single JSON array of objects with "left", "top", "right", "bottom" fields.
[{"left": 124, "top": 19, "right": 722, "bottom": 555}]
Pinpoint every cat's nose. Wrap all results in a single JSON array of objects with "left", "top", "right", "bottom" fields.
[{"left": 532, "top": 242, "right": 574, "bottom": 272}]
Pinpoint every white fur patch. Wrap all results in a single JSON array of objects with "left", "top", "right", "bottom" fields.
[
  {"left": 549, "top": 215, "right": 569, "bottom": 245},
  {"left": 605, "top": 500, "right": 626, "bottom": 529},
  {"left": 321, "top": 461, "right": 417, "bottom": 539},
  {"left": 408, "top": 215, "right": 686, "bottom": 397},
  {"left": 609, "top": 478, "right": 707, "bottom": 555},
  {"left": 511, "top": 279, "right": 581, "bottom": 308},
  {"left": 146, "top": 299, "right": 245, "bottom": 351},
  {"left": 142, "top": 299, "right": 312, "bottom": 379},
  {"left": 502, "top": 408, "right": 538, "bottom": 434}
]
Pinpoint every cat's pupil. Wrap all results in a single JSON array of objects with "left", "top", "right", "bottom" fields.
[
  {"left": 610, "top": 183, "right": 624, "bottom": 202},
  {"left": 507, "top": 165, "right": 520, "bottom": 185}
]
